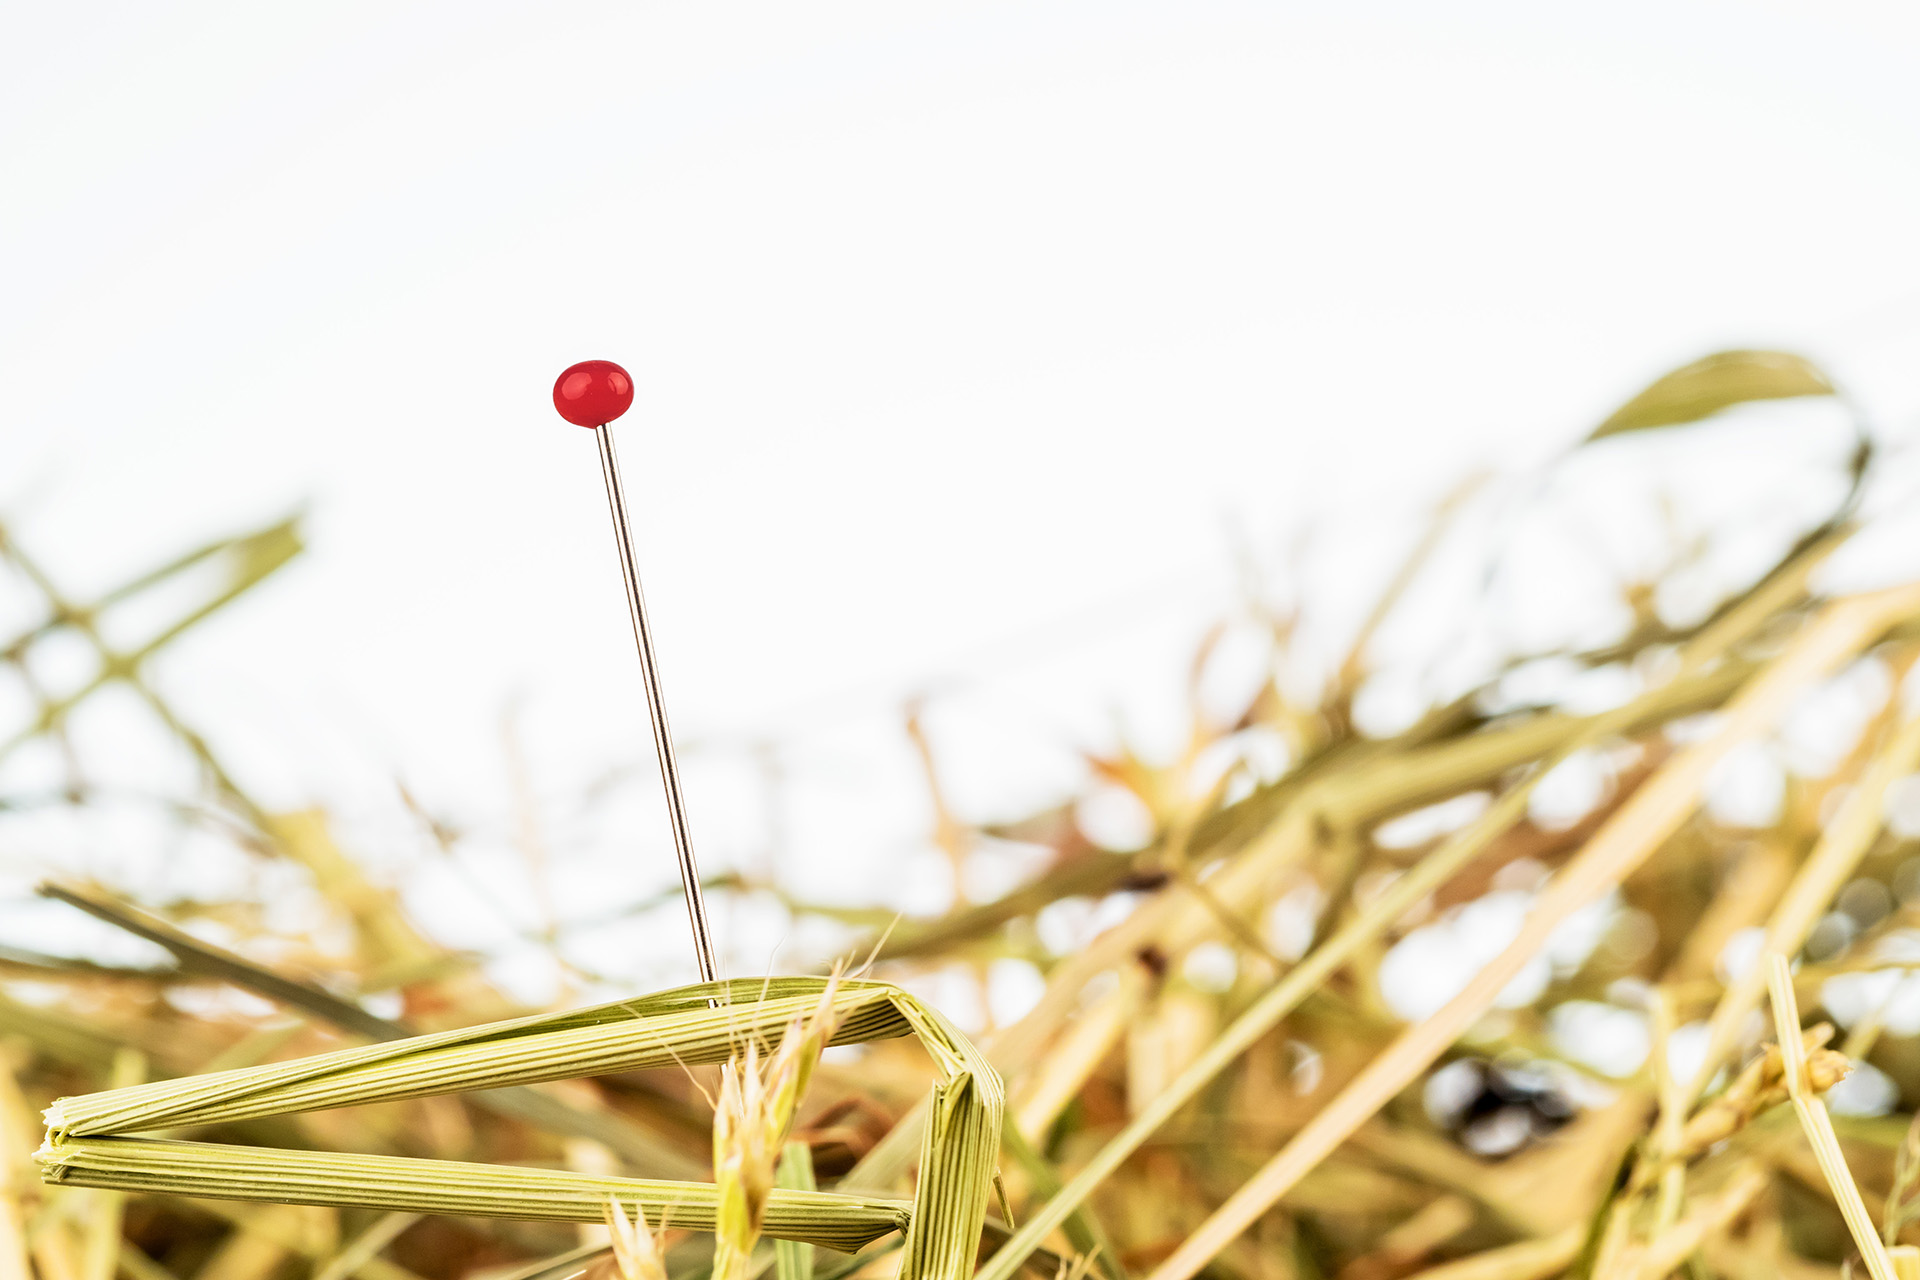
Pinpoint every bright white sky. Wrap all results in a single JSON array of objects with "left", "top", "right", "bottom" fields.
[{"left": 5, "top": 1, "right": 1920, "bottom": 1002}]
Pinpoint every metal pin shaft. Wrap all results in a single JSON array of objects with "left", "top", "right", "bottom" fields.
[{"left": 593, "top": 422, "right": 720, "bottom": 983}]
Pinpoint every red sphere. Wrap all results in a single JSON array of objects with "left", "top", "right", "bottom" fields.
[{"left": 552, "top": 360, "right": 634, "bottom": 427}]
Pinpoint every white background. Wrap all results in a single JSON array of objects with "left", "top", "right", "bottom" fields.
[{"left": 5, "top": 1, "right": 1920, "bottom": 1002}]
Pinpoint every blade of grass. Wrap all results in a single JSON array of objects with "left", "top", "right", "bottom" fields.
[
  {"left": 40, "top": 1137, "right": 910, "bottom": 1249},
  {"left": 1402, "top": 1227, "right": 1582, "bottom": 1280},
  {"left": 775, "top": 1143, "right": 816, "bottom": 1280},
  {"left": 180, "top": 1200, "right": 424, "bottom": 1280},
  {"left": 313, "top": 1213, "right": 422, "bottom": 1280},
  {"left": 37, "top": 881, "right": 708, "bottom": 1179},
  {"left": 38, "top": 882, "right": 398, "bottom": 1040},
  {"left": 998, "top": 1116, "right": 1124, "bottom": 1280},
  {"left": 0, "top": 1056, "right": 36, "bottom": 1280},
  {"left": 1609, "top": 1163, "right": 1768, "bottom": 1280},
  {"left": 76, "top": 1048, "right": 142, "bottom": 1280},
  {"left": 43, "top": 979, "right": 912, "bottom": 1137},
  {"left": 1768, "top": 954, "right": 1897, "bottom": 1280}
]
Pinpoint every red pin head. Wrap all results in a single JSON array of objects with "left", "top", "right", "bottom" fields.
[{"left": 553, "top": 360, "right": 634, "bottom": 427}]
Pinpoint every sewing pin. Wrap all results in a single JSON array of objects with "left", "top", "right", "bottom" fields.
[{"left": 553, "top": 359, "right": 720, "bottom": 984}]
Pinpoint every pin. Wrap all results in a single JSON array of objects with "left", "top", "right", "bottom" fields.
[{"left": 553, "top": 360, "right": 719, "bottom": 984}]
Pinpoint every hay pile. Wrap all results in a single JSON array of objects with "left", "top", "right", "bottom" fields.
[{"left": 5, "top": 350, "right": 1919, "bottom": 1280}]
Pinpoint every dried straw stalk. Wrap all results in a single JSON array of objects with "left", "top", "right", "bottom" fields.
[{"left": 38, "top": 978, "right": 1002, "bottom": 1280}]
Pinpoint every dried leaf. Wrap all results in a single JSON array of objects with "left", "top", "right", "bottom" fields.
[{"left": 1588, "top": 349, "right": 1833, "bottom": 442}]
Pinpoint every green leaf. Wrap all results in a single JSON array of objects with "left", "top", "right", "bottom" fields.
[
  {"left": 776, "top": 1142, "right": 818, "bottom": 1280},
  {"left": 1588, "top": 350, "right": 1834, "bottom": 443}
]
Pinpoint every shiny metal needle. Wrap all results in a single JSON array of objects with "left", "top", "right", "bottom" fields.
[{"left": 594, "top": 423, "right": 720, "bottom": 983}]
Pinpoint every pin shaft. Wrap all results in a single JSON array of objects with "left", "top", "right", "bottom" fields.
[{"left": 593, "top": 423, "right": 720, "bottom": 983}]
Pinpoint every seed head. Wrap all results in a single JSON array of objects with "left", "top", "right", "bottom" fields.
[{"left": 711, "top": 970, "right": 845, "bottom": 1280}]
